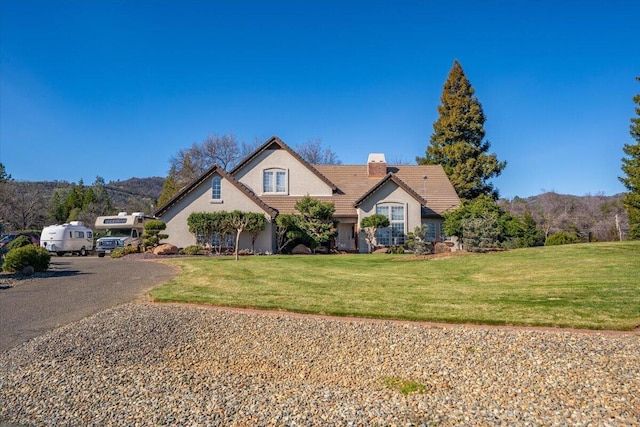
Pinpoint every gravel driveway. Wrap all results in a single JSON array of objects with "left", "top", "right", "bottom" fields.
[{"left": 1, "top": 257, "right": 638, "bottom": 426}]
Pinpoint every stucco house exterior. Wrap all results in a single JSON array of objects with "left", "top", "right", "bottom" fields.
[{"left": 155, "top": 136, "right": 460, "bottom": 253}]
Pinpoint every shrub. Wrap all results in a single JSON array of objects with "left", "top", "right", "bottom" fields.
[
  {"left": 110, "top": 245, "right": 140, "bottom": 258},
  {"left": 545, "top": 231, "right": 581, "bottom": 246},
  {"left": 6, "top": 235, "right": 33, "bottom": 252},
  {"left": 3, "top": 245, "right": 51, "bottom": 272},
  {"left": 142, "top": 220, "right": 168, "bottom": 251},
  {"left": 180, "top": 245, "right": 203, "bottom": 256}
]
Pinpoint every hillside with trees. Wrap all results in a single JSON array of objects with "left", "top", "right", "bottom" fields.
[{"left": 0, "top": 175, "right": 163, "bottom": 233}]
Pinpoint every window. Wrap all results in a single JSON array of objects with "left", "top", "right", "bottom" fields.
[
  {"left": 211, "top": 176, "right": 222, "bottom": 200},
  {"left": 375, "top": 203, "right": 405, "bottom": 246},
  {"left": 73, "top": 231, "right": 84, "bottom": 238},
  {"left": 263, "top": 169, "right": 287, "bottom": 194},
  {"left": 422, "top": 222, "right": 437, "bottom": 241}
]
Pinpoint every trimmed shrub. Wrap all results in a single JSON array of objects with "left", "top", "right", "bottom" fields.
[
  {"left": 110, "top": 245, "right": 140, "bottom": 258},
  {"left": 3, "top": 245, "right": 51, "bottom": 273},
  {"left": 545, "top": 231, "right": 581, "bottom": 246},
  {"left": 180, "top": 245, "right": 203, "bottom": 256}
]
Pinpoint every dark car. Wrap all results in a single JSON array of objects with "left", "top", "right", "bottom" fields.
[{"left": 0, "top": 232, "right": 41, "bottom": 252}]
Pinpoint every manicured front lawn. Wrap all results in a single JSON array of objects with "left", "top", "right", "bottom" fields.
[{"left": 149, "top": 241, "right": 640, "bottom": 330}]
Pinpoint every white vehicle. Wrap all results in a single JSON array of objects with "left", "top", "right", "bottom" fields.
[
  {"left": 94, "top": 212, "right": 152, "bottom": 257},
  {"left": 40, "top": 221, "right": 94, "bottom": 256}
]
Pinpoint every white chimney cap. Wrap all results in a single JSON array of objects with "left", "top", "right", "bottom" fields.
[{"left": 367, "top": 153, "right": 386, "bottom": 163}]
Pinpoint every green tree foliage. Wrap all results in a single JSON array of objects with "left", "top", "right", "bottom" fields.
[
  {"left": 406, "top": 225, "right": 432, "bottom": 255},
  {"left": 516, "top": 210, "right": 546, "bottom": 248},
  {"left": 275, "top": 214, "right": 304, "bottom": 254},
  {"left": 294, "top": 196, "right": 338, "bottom": 252},
  {"left": 0, "top": 163, "right": 11, "bottom": 183},
  {"left": 545, "top": 231, "right": 581, "bottom": 246},
  {"left": 187, "top": 212, "right": 234, "bottom": 254},
  {"left": 157, "top": 165, "right": 180, "bottom": 208},
  {"left": 619, "top": 77, "right": 640, "bottom": 239},
  {"left": 49, "top": 177, "right": 114, "bottom": 224},
  {"left": 243, "top": 212, "right": 267, "bottom": 253},
  {"left": 418, "top": 60, "right": 506, "bottom": 201},
  {"left": 359, "top": 214, "right": 390, "bottom": 253},
  {"left": 443, "top": 195, "right": 525, "bottom": 250},
  {"left": 142, "top": 219, "right": 169, "bottom": 249},
  {"left": 2, "top": 245, "right": 51, "bottom": 273},
  {"left": 186, "top": 211, "right": 267, "bottom": 258}
]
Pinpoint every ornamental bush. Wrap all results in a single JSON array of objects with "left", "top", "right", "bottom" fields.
[
  {"left": 110, "top": 245, "right": 140, "bottom": 258},
  {"left": 2, "top": 245, "right": 51, "bottom": 273},
  {"left": 180, "top": 245, "right": 203, "bottom": 255},
  {"left": 545, "top": 231, "right": 581, "bottom": 246}
]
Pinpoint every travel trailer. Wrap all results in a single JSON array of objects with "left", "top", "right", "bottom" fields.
[
  {"left": 94, "top": 212, "right": 152, "bottom": 257},
  {"left": 40, "top": 221, "right": 94, "bottom": 256}
]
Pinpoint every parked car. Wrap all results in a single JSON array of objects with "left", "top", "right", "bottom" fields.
[{"left": 0, "top": 232, "right": 41, "bottom": 253}]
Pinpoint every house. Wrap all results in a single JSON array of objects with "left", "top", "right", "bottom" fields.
[{"left": 154, "top": 136, "right": 460, "bottom": 253}]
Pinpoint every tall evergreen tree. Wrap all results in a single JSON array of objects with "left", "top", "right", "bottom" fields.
[
  {"left": 157, "top": 165, "right": 180, "bottom": 208},
  {"left": 418, "top": 60, "right": 506, "bottom": 201},
  {"left": 619, "top": 77, "right": 640, "bottom": 239}
]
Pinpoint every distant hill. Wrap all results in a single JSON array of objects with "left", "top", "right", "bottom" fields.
[
  {"left": 499, "top": 192, "right": 628, "bottom": 241},
  {"left": 2, "top": 176, "right": 630, "bottom": 241},
  {"left": 103, "top": 177, "right": 165, "bottom": 210}
]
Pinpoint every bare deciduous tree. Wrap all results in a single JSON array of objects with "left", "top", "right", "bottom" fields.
[{"left": 296, "top": 138, "right": 341, "bottom": 165}]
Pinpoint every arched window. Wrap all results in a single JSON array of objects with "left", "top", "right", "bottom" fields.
[{"left": 211, "top": 176, "right": 222, "bottom": 200}]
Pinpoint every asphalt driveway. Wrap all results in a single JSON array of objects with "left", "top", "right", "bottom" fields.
[{"left": 0, "top": 256, "right": 177, "bottom": 353}]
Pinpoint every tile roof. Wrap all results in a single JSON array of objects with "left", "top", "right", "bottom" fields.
[
  {"left": 260, "top": 164, "right": 460, "bottom": 218},
  {"left": 315, "top": 164, "right": 460, "bottom": 216}
]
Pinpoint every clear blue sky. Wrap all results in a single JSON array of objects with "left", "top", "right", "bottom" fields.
[{"left": 1, "top": 0, "right": 638, "bottom": 199}]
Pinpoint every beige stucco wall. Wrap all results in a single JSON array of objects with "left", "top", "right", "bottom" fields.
[
  {"left": 356, "top": 181, "right": 425, "bottom": 252},
  {"left": 234, "top": 149, "right": 333, "bottom": 196},
  {"left": 160, "top": 177, "right": 275, "bottom": 253}
]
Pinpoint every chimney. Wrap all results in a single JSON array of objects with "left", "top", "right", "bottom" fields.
[{"left": 367, "top": 153, "right": 387, "bottom": 178}]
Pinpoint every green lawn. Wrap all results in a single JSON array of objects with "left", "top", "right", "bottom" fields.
[{"left": 149, "top": 241, "right": 640, "bottom": 330}]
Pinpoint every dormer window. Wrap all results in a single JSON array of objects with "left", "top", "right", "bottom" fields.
[
  {"left": 211, "top": 176, "right": 222, "bottom": 200},
  {"left": 263, "top": 168, "right": 287, "bottom": 194}
]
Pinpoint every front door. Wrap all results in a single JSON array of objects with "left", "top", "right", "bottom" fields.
[{"left": 337, "top": 223, "right": 356, "bottom": 251}]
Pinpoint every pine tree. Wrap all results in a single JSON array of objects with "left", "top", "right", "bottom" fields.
[
  {"left": 619, "top": 77, "right": 640, "bottom": 239},
  {"left": 157, "top": 165, "right": 180, "bottom": 208},
  {"left": 418, "top": 60, "right": 506, "bottom": 201}
]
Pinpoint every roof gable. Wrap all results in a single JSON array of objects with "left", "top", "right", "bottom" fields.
[
  {"left": 154, "top": 164, "right": 277, "bottom": 218},
  {"left": 353, "top": 172, "right": 428, "bottom": 208},
  {"left": 230, "top": 136, "right": 337, "bottom": 191}
]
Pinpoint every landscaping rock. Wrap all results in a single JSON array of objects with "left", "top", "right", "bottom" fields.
[
  {"left": 372, "top": 247, "right": 388, "bottom": 254},
  {"left": 153, "top": 244, "right": 179, "bottom": 256},
  {"left": 292, "top": 244, "right": 312, "bottom": 254},
  {"left": 0, "top": 304, "right": 637, "bottom": 426},
  {"left": 21, "top": 266, "right": 35, "bottom": 276},
  {"left": 434, "top": 242, "right": 451, "bottom": 254}
]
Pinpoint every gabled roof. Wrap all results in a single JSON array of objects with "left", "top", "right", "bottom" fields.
[
  {"left": 353, "top": 172, "right": 428, "bottom": 208},
  {"left": 154, "top": 164, "right": 278, "bottom": 218},
  {"left": 314, "top": 164, "right": 460, "bottom": 216},
  {"left": 230, "top": 135, "right": 338, "bottom": 191}
]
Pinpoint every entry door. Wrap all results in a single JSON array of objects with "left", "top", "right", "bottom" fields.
[{"left": 337, "top": 223, "right": 356, "bottom": 250}]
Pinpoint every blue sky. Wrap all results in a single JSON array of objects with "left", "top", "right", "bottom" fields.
[{"left": 1, "top": 0, "right": 638, "bottom": 199}]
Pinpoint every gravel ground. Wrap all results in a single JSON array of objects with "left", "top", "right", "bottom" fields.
[{"left": 1, "top": 303, "right": 638, "bottom": 426}]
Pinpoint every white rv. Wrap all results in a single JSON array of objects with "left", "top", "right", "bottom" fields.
[
  {"left": 40, "top": 221, "right": 94, "bottom": 256},
  {"left": 94, "top": 212, "right": 152, "bottom": 257}
]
